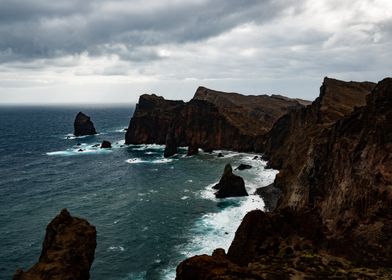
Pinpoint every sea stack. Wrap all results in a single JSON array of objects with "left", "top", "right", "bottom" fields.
[
  {"left": 13, "top": 209, "right": 96, "bottom": 280},
  {"left": 213, "top": 164, "right": 248, "bottom": 198},
  {"left": 74, "top": 112, "right": 97, "bottom": 136},
  {"left": 100, "top": 140, "right": 112, "bottom": 148}
]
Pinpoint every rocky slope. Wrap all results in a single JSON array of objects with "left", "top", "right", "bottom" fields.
[
  {"left": 74, "top": 112, "right": 97, "bottom": 136},
  {"left": 125, "top": 87, "right": 310, "bottom": 156},
  {"left": 14, "top": 209, "right": 96, "bottom": 280},
  {"left": 176, "top": 77, "right": 392, "bottom": 279}
]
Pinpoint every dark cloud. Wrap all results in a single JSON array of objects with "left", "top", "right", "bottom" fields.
[{"left": 0, "top": 0, "right": 297, "bottom": 62}]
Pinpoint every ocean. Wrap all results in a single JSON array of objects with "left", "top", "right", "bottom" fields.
[{"left": 0, "top": 106, "right": 277, "bottom": 280}]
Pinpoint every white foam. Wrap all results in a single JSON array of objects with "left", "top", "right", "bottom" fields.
[
  {"left": 125, "top": 157, "right": 175, "bottom": 164},
  {"left": 181, "top": 196, "right": 190, "bottom": 200},
  {"left": 132, "top": 144, "right": 165, "bottom": 151},
  {"left": 107, "top": 246, "right": 125, "bottom": 252}
]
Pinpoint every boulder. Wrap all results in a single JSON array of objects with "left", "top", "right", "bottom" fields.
[
  {"left": 214, "top": 164, "right": 248, "bottom": 198},
  {"left": 187, "top": 145, "right": 199, "bottom": 156},
  {"left": 235, "top": 164, "right": 252, "bottom": 171},
  {"left": 217, "top": 153, "right": 224, "bottom": 158},
  {"left": 13, "top": 209, "right": 96, "bottom": 280},
  {"left": 74, "top": 112, "right": 97, "bottom": 136},
  {"left": 100, "top": 140, "right": 112, "bottom": 149}
]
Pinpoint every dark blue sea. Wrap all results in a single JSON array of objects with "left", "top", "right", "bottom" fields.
[{"left": 0, "top": 106, "right": 277, "bottom": 280}]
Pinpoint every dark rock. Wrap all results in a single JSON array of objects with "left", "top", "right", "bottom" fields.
[
  {"left": 100, "top": 140, "right": 112, "bottom": 149},
  {"left": 13, "top": 209, "right": 96, "bottom": 280},
  {"left": 252, "top": 156, "right": 259, "bottom": 160},
  {"left": 92, "top": 144, "right": 100, "bottom": 147},
  {"left": 187, "top": 144, "right": 199, "bottom": 156},
  {"left": 235, "top": 164, "right": 252, "bottom": 171},
  {"left": 125, "top": 87, "right": 310, "bottom": 152},
  {"left": 214, "top": 164, "right": 248, "bottom": 198},
  {"left": 74, "top": 112, "right": 97, "bottom": 136},
  {"left": 217, "top": 153, "right": 224, "bottom": 158},
  {"left": 78, "top": 149, "right": 84, "bottom": 152},
  {"left": 76, "top": 143, "right": 81, "bottom": 146},
  {"left": 255, "top": 183, "right": 281, "bottom": 211},
  {"left": 164, "top": 130, "right": 178, "bottom": 158}
]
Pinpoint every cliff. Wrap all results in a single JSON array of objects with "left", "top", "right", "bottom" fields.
[
  {"left": 125, "top": 87, "right": 310, "bottom": 156},
  {"left": 14, "top": 209, "right": 96, "bottom": 280},
  {"left": 176, "top": 77, "right": 392, "bottom": 279}
]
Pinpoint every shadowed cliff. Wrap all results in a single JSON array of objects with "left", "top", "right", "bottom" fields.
[
  {"left": 125, "top": 87, "right": 310, "bottom": 156},
  {"left": 176, "top": 77, "right": 392, "bottom": 279}
]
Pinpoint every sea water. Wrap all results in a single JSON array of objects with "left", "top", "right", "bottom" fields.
[{"left": 0, "top": 106, "right": 277, "bottom": 280}]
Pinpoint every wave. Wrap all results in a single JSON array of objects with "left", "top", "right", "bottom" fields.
[
  {"left": 162, "top": 153, "right": 278, "bottom": 278},
  {"left": 125, "top": 157, "right": 175, "bottom": 164},
  {"left": 63, "top": 133, "right": 102, "bottom": 140},
  {"left": 47, "top": 140, "right": 126, "bottom": 156}
]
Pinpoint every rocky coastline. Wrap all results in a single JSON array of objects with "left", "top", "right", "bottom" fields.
[
  {"left": 16, "top": 78, "right": 392, "bottom": 279},
  {"left": 176, "top": 78, "right": 392, "bottom": 279}
]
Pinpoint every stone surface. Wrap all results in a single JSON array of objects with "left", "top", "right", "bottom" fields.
[
  {"left": 214, "top": 164, "right": 248, "bottom": 198},
  {"left": 125, "top": 87, "right": 310, "bottom": 155},
  {"left": 235, "top": 164, "right": 252, "bottom": 170},
  {"left": 14, "top": 209, "right": 96, "bottom": 280},
  {"left": 74, "top": 112, "right": 97, "bottom": 136},
  {"left": 176, "top": 77, "right": 392, "bottom": 279},
  {"left": 100, "top": 140, "right": 112, "bottom": 148},
  {"left": 254, "top": 184, "right": 281, "bottom": 211}
]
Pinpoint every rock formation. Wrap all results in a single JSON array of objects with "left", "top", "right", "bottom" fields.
[
  {"left": 100, "top": 140, "right": 112, "bottom": 148},
  {"left": 213, "top": 164, "right": 248, "bottom": 198},
  {"left": 14, "top": 209, "right": 96, "bottom": 280},
  {"left": 126, "top": 87, "right": 310, "bottom": 157},
  {"left": 176, "top": 77, "right": 392, "bottom": 278},
  {"left": 74, "top": 112, "right": 97, "bottom": 136},
  {"left": 235, "top": 163, "right": 252, "bottom": 170}
]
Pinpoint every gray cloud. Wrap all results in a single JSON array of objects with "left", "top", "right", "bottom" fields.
[{"left": 0, "top": 0, "right": 297, "bottom": 62}]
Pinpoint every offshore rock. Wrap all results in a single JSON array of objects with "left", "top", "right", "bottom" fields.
[
  {"left": 74, "top": 112, "right": 97, "bottom": 136},
  {"left": 14, "top": 209, "right": 96, "bottom": 280},
  {"left": 235, "top": 163, "right": 252, "bottom": 170},
  {"left": 214, "top": 164, "right": 248, "bottom": 198},
  {"left": 187, "top": 144, "right": 199, "bottom": 156},
  {"left": 100, "top": 140, "right": 112, "bottom": 148},
  {"left": 164, "top": 129, "right": 178, "bottom": 158}
]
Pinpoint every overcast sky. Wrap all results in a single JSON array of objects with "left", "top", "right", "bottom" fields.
[{"left": 0, "top": 0, "right": 391, "bottom": 104}]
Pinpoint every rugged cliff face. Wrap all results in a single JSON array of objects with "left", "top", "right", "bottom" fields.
[
  {"left": 176, "top": 77, "right": 392, "bottom": 279},
  {"left": 14, "top": 209, "right": 96, "bottom": 280},
  {"left": 125, "top": 87, "right": 310, "bottom": 156}
]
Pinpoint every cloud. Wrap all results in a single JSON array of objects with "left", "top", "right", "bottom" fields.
[{"left": 0, "top": 0, "right": 391, "bottom": 103}]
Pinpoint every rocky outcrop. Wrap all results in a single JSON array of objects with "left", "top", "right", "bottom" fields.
[
  {"left": 14, "top": 209, "right": 96, "bottom": 280},
  {"left": 100, "top": 140, "right": 112, "bottom": 148},
  {"left": 235, "top": 164, "right": 252, "bottom": 171},
  {"left": 126, "top": 87, "right": 310, "bottom": 157},
  {"left": 254, "top": 184, "right": 281, "bottom": 211},
  {"left": 176, "top": 77, "right": 392, "bottom": 278},
  {"left": 213, "top": 164, "right": 248, "bottom": 198},
  {"left": 74, "top": 112, "right": 97, "bottom": 136}
]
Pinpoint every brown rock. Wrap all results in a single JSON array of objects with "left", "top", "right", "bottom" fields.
[
  {"left": 14, "top": 209, "right": 96, "bottom": 280},
  {"left": 74, "top": 112, "right": 97, "bottom": 136},
  {"left": 214, "top": 164, "right": 248, "bottom": 198}
]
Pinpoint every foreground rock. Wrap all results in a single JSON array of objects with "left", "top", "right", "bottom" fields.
[
  {"left": 14, "top": 209, "right": 96, "bottom": 280},
  {"left": 126, "top": 87, "right": 310, "bottom": 156},
  {"left": 176, "top": 77, "right": 392, "bottom": 278},
  {"left": 74, "top": 112, "right": 97, "bottom": 136},
  {"left": 213, "top": 164, "right": 248, "bottom": 198},
  {"left": 100, "top": 140, "right": 112, "bottom": 148}
]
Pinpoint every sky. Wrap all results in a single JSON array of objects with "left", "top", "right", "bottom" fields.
[{"left": 0, "top": 0, "right": 391, "bottom": 104}]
